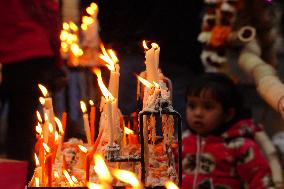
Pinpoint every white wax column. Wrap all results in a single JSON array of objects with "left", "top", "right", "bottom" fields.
[
  {"left": 83, "top": 113, "right": 92, "bottom": 145},
  {"left": 145, "top": 47, "right": 158, "bottom": 83},
  {"left": 43, "top": 121, "right": 49, "bottom": 144},
  {"left": 108, "top": 64, "right": 120, "bottom": 99},
  {"left": 154, "top": 47, "right": 160, "bottom": 70},
  {"left": 107, "top": 100, "right": 114, "bottom": 145},
  {"left": 44, "top": 97, "right": 56, "bottom": 133}
]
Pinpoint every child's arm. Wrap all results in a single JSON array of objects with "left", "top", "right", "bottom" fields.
[{"left": 236, "top": 139, "right": 274, "bottom": 189}]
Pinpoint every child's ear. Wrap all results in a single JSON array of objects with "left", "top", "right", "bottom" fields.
[{"left": 225, "top": 108, "right": 236, "bottom": 123}]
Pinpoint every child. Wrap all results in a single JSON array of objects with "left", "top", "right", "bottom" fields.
[{"left": 182, "top": 73, "right": 274, "bottom": 189}]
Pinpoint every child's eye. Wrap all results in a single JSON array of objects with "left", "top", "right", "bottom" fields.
[
  {"left": 204, "top": 103, "right": 214, "bottom": 110},
  {"left": 187, "top": 102, "right": 196, "bottom": 109}
]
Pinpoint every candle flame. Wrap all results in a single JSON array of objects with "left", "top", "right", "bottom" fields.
[
  {"left": 80, "top": 101, "right": 87, "bottom": 113},
  {"left": 39, "top": 97, "right": 45, "bottom": 105},
  {"left": 142, "top": 40, "right": 150, "bottom": 50},
  {"left": 63, "top": 22, "right": 69, "bottom": 30},
  {"left": 38, "top": 84, "right": 48, "bottom": 97},
  {"left": 36, "top": 123, "right": 42, "bottom": 135},
  {"left": 136, "top": 75, "right": 153, "bottom": 89},
  {"left": 93, "top": 154, "right": 112, "bottom": 182},
  {"left": 87, "top": 182, "right": 104, "bottom": 189},
  {"left": 55, "top": 131, "right": 59, "bottom": 142},
  {"left": 82, "top": 16, "right": 94, "bottom": 25},
  {"left": 112, "top": 169, "right": 140, "bottom": 188},
  {"left": 81, "top": 23, "right": 88, "bottom": 31},
  {"left": 71, "top": 43, "right": 83, "bottom": 57},
  {"left": 63, "top": 170, "right": 75, "bottom": 186},
  {"left": 69, "top": 22, "right": 78, "bottom": 32},
  {"left": 151, "top": 42, "right": 159, "bottom": 49},
  {"left": 54, "top": 171, "right": 59, "bottom": 179},
  {"left": 54, "top": 117, "right": 64, "bottom": 134},
  {"left": 86, "top": 3, "right": 98, "bottom": 16},
  {"left": 124, "top": 127, "right": 134, "bottom": 135},
  {"left": 165, "top": 181, "right": 179, "bottom": 189},
  {"left": 36, "top": 111, "right": 43, "bottom": 123},
  {"left": 78, "top": 144, "right": 88, "bottom": 153},
  {"left": 34, "top": 153, "right": 40, "bottom": 166},
  {"left": 93, "top": 68, "right": 115, "bottom": 102},
  {"left": 44, "top": 113, "right": 48, "bottom": 122},
  {"left": 71, "top": 175, "right": 78, "bottom": 183},
  {"left": 35, "top": 177, "right": 40, "bottom": 187},
  {"left": 60, "top": 30, "right": 69, "bottom": 41},
  {"left": 48, "top": 123, "right": 53, "bottom": 133},
  {"left": 89, "top": 100, "right": 94, "bottom": 106},
  {"left": 43, "top": 143, "right": 50, "bottom": 153},
  {"left": 99, "top": 44, "right": 118, "bottom": 71},
  {"left": 153, "top": 81, "right": 160, "bottom": 89}
]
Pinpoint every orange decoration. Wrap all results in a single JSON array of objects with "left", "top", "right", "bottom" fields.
[{"left": 210, "top": 26, "right": 232, "bottom": 47}]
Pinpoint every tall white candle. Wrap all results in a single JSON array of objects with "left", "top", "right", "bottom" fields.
[{"left": 80, "top": 101, "right": 92, "bottom": 145}]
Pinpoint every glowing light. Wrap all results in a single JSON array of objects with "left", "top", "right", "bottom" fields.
[
  {"left": 63, "top": 170, "right": 75, "bottom": 186},
  {"left": 92, "top": 68, "right": 115, "bottom": 101},
  {"left": 136, "top": 75, "right": 153, "bottom": 89},
  {"left": 112, "top": 169, "right": 140, "bottom": 188},
  {"left": 89, "top": 100, "right": 94, "bottom": 106},
  {"left": 165, "top": 181, "right": 179, "bottom": 189},
  {"left": 35, "top": 177, "right": 40, "bottom": 187},
  {"left": 124, "top": 127, "right": 134, "bottom": 135},
  {"left": 153, "top": 81, "right": 160, "bottom": 89},
  {"left": 38, "top": 84, "right": 48, "bottom": 97},
  {"left": 36, "top": 111, "right": 43, "bottom": 123},
  {"left": 39, "top": 97, "right": 45, "bottom": 105},
  {"left": 142, "top": 40, "right": 150, "bottom": 50},
  {"left": 34, "top": 153, "right": 40, "bottom": 166},
  {"left": 99, "top": 44, "right": 118, "bottom": 71},
  {"left": 93, "top": 154, "right": 112, "bottom": 182},
  {"left": 54, "top": 117, "right": 64, "bottom": 134},
  {"left": 63, "top": 22, "right": 69, "bottom": 30},
  {"left": 43, "top": 143, "right": 50, "bottom": 153},
  {"left": 78, "top": 145, "right": 88, "bottom": 153},
  {"left": 48, "top": 123, "right": 53, "bottom": 133},
  {"left": 36, "top": 123, "right": 42, "bottom": 135},
  {"left": 69, "top": 22, "right": 78, "bottom": 32},
  {"left": 87, "top": 182, "right": 104, "bottom": 189},
  {"left": 80, "top": 101, "right": 87, "bottom": 114}
]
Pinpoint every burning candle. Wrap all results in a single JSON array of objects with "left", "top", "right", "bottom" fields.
[
  {"left": 63, "top": 169, "right": 75, "bottom": 187},
  {"left": 43, "top": 143, "right": 52, "bottom": 187},
  {"left": 143, "top": 41, "right": 160, "bottom": 83},
  {"left": 93, "top": 68, "right": 115, "bottom": 145},
  {"left": 89, "top": 100, "right": 96, "bottom": 144},
  {"left": 165, "top": 181, "right": 179, "bottom": 189},
  {"left": 78, "top": 145, "right": 92, "bottom": 182},
  {"left": 80, "top": 101, "right": 92, "bottom": 145},
  {"left": 93, "top": 154, "right": 113, "bottom": 188}
]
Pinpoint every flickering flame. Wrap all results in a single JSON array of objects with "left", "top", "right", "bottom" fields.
[
  {"left": 112, "top": 169, "right": 140, "bottom": 188},
  {"left": 89, "top": 100, "right": 94, "bottom": 106},
  {"left": 165, "top": 181, "right": 179, "bottom": 189},
  {"left": 87, "top": 182, "right": 104, "bottom": 189},
  {"left": 86, "top": 3, "right": 98, "bottom": 16},
  {"left": 54, "top": 171, "right": 59, "bottom": 179},
  {"left": 36, "top": 123, "right": 42, "bottom": 135},
  {"left": 93, "top": 154, "right": 112, "bottom": 182},
  {"left": 48, "top": 123, "right": 53, "bottom": 133},
  {"left": 35, "top": 177, "right": 40, "bottom": 187},
  {"left": 71, "top": 43, "right": 83, "bottom": 57},
  {"left": 44, "top": 113, "right": 48, "bottom": 122},
  {"left": 39, "top": 97, "right": 45, "bottom": 105},
  {"left": 81, "top": 23, "right": 88, "bottom": 31},
  {"left": 54, "top": 117, "right": 64, "bottom": 134},
  {"left": 78, "top": 145, "right": 88, "bottom": 153},
  {"left": 61, "top": 42, "right": 68, "bottom": 52},
  {"left": 124, "top": 127, "right": 134, "bottom": 135},
  {"left": 63, "top": 22, "right": 69, "bottom": 30},
  {"left": 93, "top": 68, "right": 115, "bottom": 101},
  {"left": 60, "top": 30, "right": 69, "bottom": 41},
  {"left": 153, "top": 81, "right": 160, "bottom": 89},
  {"left": 63, "top": 170, "right": 75, "bottom": 186},
  {"left": 43, "top": 143, "right": 50, "bottom": 153},
  {"left": 142, "top": 40, "right": 150, "bottom": 50},
  {"left": 71, "top": 175, "right": 78, "bottom": 183},
  {"left": 55, "top": 131, "right": 59, "bottom": 142},
  {"left": 80, "top": 101, "right": 87, "bottom": 114},
  {"left": 69, "top": 22, "right": 78, "bottom": 32},
  {"left": 34, "top": 153, "right": 40, "bottom": 166},
  {"left": 36, "top": 111, "right": 43, "bottom": 123},
  {"left": 38, "top": 84, "right": 48, "bottom": 97},
  {"left": 151, "top": 42, "right": 159, "bottom": 49},
  {"left": 99, "top": 44, "right": 118, "bottom": 71},
  {"left": 136, "top": 75, "right": 153, "bottom": 89},
  {"left": 82, "top": 16, "right": 94, "bottom": 25}
]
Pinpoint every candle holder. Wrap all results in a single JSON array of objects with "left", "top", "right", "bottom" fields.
[
  {"left": 106, "top": 144, "right": 120, "bottom": 161},
  {"left": 138, "top": 108, "right": 182, "bottom": 187}
]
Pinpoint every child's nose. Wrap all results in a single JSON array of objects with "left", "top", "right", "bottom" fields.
[{"left": 194, "top": 107, "right": 203, "bottom": 116}]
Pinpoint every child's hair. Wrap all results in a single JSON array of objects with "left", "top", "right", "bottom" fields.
[{"left": 186, "top": 73, "right": 243, "bottom": 119}]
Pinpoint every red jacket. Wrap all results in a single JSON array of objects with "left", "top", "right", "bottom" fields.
[
  {"left": 0, "top": 0, "right": 60, "bottom": 64},
  {"left": 182, "top": 119, "right": 273, "bottom": 189}
]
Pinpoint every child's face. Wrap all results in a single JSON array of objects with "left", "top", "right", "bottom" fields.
[{"left": 186, "top": 95, "right": 226, "bottom": 135}]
